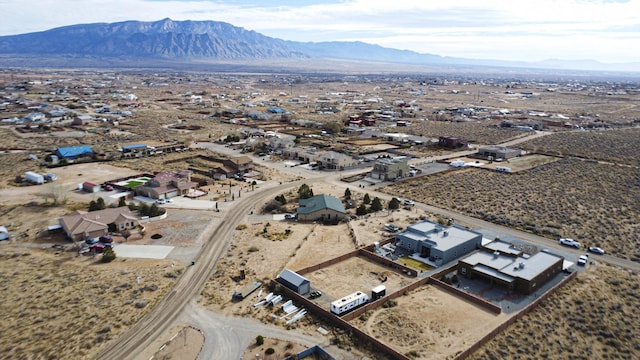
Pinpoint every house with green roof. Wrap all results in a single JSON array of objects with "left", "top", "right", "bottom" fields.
[{"left": 296, "top": 194, "right": 346, "bottom": 223}]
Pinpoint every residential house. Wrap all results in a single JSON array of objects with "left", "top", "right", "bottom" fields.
[
  {"left": 316, "top": 151, "right": 357, "bottom": 170},
  {"left": 59, "top": 208, "right": 139, "bottom": 241},
  {"left": 395, "top": 220, "right": 482, "bottom": 266},
  {"left": 56, "top": 145, "right": 94, "bottom": 160},
  {"left": 297, "top": 194, "right": 346, "bottom": 222},
  {"left": 135, "top": 170, "right": 198, "bottom": 199},
  {"left": 458, "top": 242, "right": 564, "bottom": 294},
  {"left": 477, "top": 146, "right": 521, "bottom": 161},
  {"left": 370, "top": 157, "right": 410, "bottom": 181},
  {"left": 438, "top": 136, "right": 465, "bottom": 149}
]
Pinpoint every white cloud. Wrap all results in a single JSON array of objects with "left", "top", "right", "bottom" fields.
[{"left": 0, "top": 0, "right": 638, "bottom": 63}]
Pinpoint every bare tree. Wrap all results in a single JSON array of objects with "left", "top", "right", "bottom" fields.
[{"left": 42, "top": 183, "right": 67, "bottom": 205}]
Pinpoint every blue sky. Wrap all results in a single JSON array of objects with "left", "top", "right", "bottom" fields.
[{"left": 0, "top": 0, "right": 638, "bottom": 63}]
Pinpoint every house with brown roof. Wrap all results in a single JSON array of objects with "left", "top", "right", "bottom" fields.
[
  {"left": 59, "top": 208, "right": 139, "bottom": 241},
  {"left": 211, "top": 156, "right": 255, "bottom": 177},
  {"left": 135, "top": 170, "right": 198, "bottom": 199},
  {"left": 224, "top": 156, "right": 254, "bottom": 174}
]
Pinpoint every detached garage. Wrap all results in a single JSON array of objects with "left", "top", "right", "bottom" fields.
[{"left": 278, "top": 269, "right": 311, "bottom": 295}]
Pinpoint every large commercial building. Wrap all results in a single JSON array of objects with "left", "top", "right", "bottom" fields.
[{"left": 395, "top": 220, "right": 483, "bottom": 266}]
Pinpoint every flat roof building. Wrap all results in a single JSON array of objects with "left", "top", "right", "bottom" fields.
[
  {"left": 395, "top": 220, "right": 482, "bottom": 266},
  {"left": 458, "top": 243, "right": 564, "bottom": 294}
]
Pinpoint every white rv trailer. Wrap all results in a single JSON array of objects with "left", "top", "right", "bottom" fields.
[{"left": 330, "top": 291, "right": 369, "bottom": 315}]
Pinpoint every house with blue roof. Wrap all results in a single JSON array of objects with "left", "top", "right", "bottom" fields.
[
  {"left": 55, "top": 145, "right": 94, "bottom": 160},
  {"left": 296, "top": 194, "right": 345, "bottom": 223}
]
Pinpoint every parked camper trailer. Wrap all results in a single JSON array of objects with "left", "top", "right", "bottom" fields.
[
  {"left": 25, "top": 171, "right": 44, "bottom": 185},
  {"left": 330, "top": 291, "right": 369, "bottom": 315},
  {"left": 496, "top": 166, "right": 512, "bottom": 173}
]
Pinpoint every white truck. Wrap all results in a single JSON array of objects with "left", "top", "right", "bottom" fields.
[{"left": 25, "top": 171, "right": 44, "bottom": 185}]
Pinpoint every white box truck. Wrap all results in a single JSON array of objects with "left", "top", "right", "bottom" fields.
[{"left": 25, "top": 171, "right": 44, "bottom": 185}]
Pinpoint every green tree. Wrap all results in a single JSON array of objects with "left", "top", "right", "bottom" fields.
[
  {"left": 275, "top": 194, "right": 287, "bottom": 205},
  {"left": 363, "top": 193, "right": 371, "bottom": 205},
  {"left": 118, "top": 196, "right": 127, "bottom": 207},
  {"left": 96, "top": 197, "right": 106, "bottom": 210},
  {"left": 344, "top": 188, "right": 351, "bottom": 200},
  {"left": 388, "top": 197, "right": 400, "bottom": 210},
  {"left": 298, "top": 184, "right": 314, "bottom": 199},
  {"left": 256, "top": 335, "right": 264, "bottom": 346},
  {"left": 139, "top": 203, "right": 150, "bottom": 216},
  {"left": 370, "top": 197, "right": 383, "bottom": 212},
  {"left": 102, "top": 247, "right": 116, "bottom": 263},
  {"left": 149, "top": 203, "right": 161, "bottom": 217},
  {"left": 88, "top": 200, "right": 99, "bottom": 212},
  {"left": 356, "top": 204, "right": 368, "bottom": 216}
]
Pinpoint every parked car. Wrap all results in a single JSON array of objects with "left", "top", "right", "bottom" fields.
[
  {"left": 309, "top": 290, "right": 322, "bottom": 299},
  {"left": 384, "top": 224, "right": 399, "bottom": 232},
  {"left": 156, "top": 199, "right": 166, "bottom": 204},
  {"left": 588, "top": 246, "right": 605, "bottom": 255},
  {"left": 559, "top": 238, "right": 581, "bottom": 248},
  {"left": 577, "top": 255, "right": 588, "bottom": 266},
  {"left": 284, "top": 213, "right": 296, "bottom": 220},
  {"left": 403, "top": 199, "right": 415, "bottom": 206},
  {"left": 103, "top": 184, "right": 114, "bottom": 191}
]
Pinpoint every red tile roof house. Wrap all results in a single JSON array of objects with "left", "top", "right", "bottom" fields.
[
  {"left": 59, "top": 207, "right": 139, "bottom": 241},
  {"left": 135, "top": 170, "right": 198, "bottom": 199}
]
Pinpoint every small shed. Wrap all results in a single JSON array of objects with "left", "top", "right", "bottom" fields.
[
  {"left": 278, "top": 269, "right": 311, "bottom": 295},
  {"left": 371, "top": 285, "right": 386, "bottom": 301},
  {"left": 82, "top": 182, "right": 101, "bottom": 193}
]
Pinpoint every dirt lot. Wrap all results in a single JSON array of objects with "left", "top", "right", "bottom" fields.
[
  {"left": 470, "top": 263, "right": 640, "bottom": 360},
  {"left": 352, "top": 285, "right": 507, "bottom": 359},
  {"left": 2, "top": 71, "right": 639, "bottom": 360},
  {"left": 0, "top": 248, "right": 179, "bottom": 360}
]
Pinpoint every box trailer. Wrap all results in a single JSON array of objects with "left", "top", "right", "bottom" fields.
[
  {"left": 232, "top": 281, "right": 262, "bottom": 301},
  {"left": 25, "top": 171, "right": 44, "bottom": 185},
  {"left": 331, "top": 291, "right": 369, "bottom": 315},
  {"left": 371, "top": 285, "right": 386, "bottom": 301}
]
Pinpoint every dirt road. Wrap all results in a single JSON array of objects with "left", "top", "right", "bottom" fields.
[{"left": 97, "top": 175, "right": 328, "bottom": 360}]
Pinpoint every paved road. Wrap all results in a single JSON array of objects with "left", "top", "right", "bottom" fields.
[{"left": 101, "top": 132, "right": 638, "bottom": 359}]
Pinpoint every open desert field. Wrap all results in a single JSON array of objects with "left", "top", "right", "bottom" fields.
[
  {"left": 2, "top": 69, "right": 640, "bottom": 360},
  {"left": 470, "top": 263, "right": 640, "bottom": 360},
  {"left": 385, "top": 158, "right": 640, "bottom": 261},
  {"left": 0, "top": 248, "right": 179, "bottom": 360},
  {"left": 520, "top": 127, "right": 640, "bottom": 167}
]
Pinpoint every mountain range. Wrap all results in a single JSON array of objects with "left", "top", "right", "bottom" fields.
[{"left": 0, "top": 18, "right": 637, "bottom": 73}]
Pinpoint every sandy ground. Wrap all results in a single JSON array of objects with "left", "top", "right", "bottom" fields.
[
  {"left": 152, "top": 326, "right": 204, "bottom": 360},
  {"left": 0, "top": 248, "right": 179, "bottom": 360},
  {"left": 352, "top": 286, "right": 507, "bottom": 359},
  {"left": 2, "top": 72, "right": 639, "bottom": 360},
  {"left": 470, "top": 263, "right": 640, "bottom": 359}
]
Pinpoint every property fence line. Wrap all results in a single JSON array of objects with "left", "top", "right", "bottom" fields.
[{"left": 451, "top": 271, "right": 577, "bottom": 360}]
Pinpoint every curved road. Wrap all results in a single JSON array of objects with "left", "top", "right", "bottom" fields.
[
  {"left": 100, "top": 132, "right": 638, "bottom": 359},
  {"left": 97, "top": 178, "right": 322, "bottom": 360}
]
